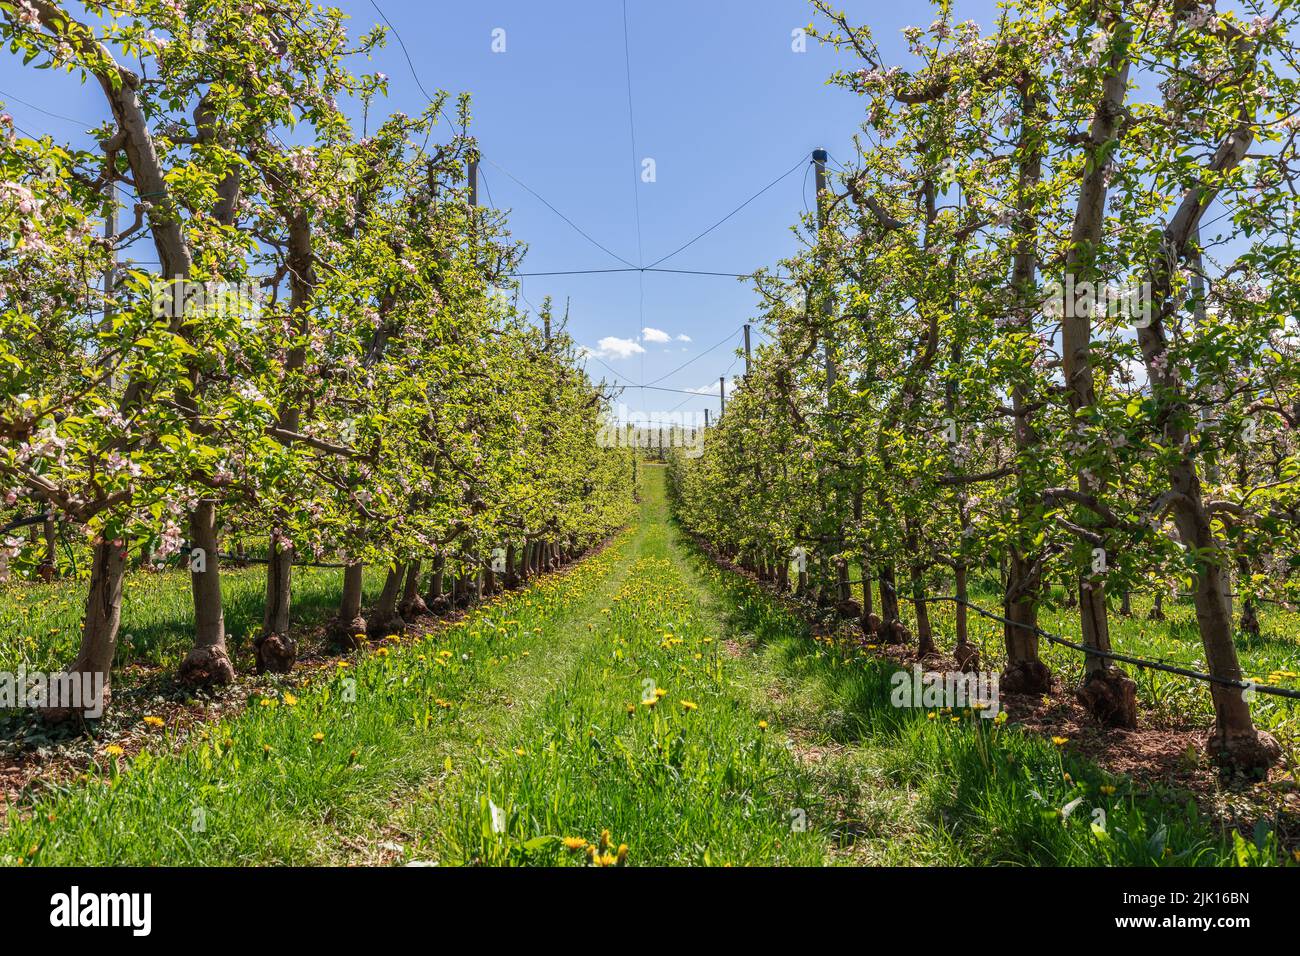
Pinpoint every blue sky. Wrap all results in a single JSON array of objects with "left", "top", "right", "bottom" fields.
[{"left": 0, "top": 0, "right": 1002, "bottom": 420}]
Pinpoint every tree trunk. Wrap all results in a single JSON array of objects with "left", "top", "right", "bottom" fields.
[
  {"left": 178, "top": 499, "right": 235, "bottom": 687},
  {"left": 910, "top": 566, "right": 936, "bottom": 658},
  {"left": 504, "top": 543, "right": 519, "bottom": 588},
  {"left": 1060, "top": 23, "right": 1136, "bottom": 726},
  {"left": 47, "top": 538, "right": 125, "bottom": 719},
  {"left": 1131, "top": 48, "right": 1278, "bottom": 773},
  {"left": 953, "top": 562, "right": 978, "bottom": 672},
  {"left": 1002, "top": 551, "right": 1051, "bottom": 694},
  {"left": 424, "top": 555, "right": 447, "bottom": 613},
  {"left": 369, "top": 563, "right": 405, "bottom": 635},
  {"left": 399, "top": 559, "right": 427, "bottom": 619},
  {"left": 254, "top": 536, "right": 297, "bottom": 673},
  {"left": 38, "top": 513, "right": 56, "bottom": 581},
  {"left": 1148, "top": 589, "right": 1164, "bottom": 621},
  {"left": 327, "top": 560, "right": 367, "bottom": 649}
]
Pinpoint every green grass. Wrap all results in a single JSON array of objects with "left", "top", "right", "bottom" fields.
[
  {"left": 0, "top": 539, "right": 628, "bottom": 864},
  {"left": 396, "top": 475, "right": 823, "bottom": 865},
  {"left": 0, "top": 563, "right": 387, "bottom": 676},
  {"left": 690, "top": 550, "right": 1282, "bottom": 866}
]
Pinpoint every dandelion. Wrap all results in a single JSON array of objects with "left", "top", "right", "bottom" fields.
[
  {"left": 625, "top": 703, "right": 636, "bottom": 715},
  {"left": 562, "top": 836, "right": 587, "bottom": 852},
  {"left": 312, "top": 732, "right": 325, "bottom": 743},
  {"left": 513, "top": 747, "right": 526, "bottom": 756},
  {"left": 599, "top": 829, "right": 611, "bottom": 851},
  {"left": 1099, "top": 784, "right": 1116, "bottom": 796},
  {"left": 142, "top": 715, "right": 164, "bottom": 728},
  {"left": 1051, "top": 736, "right": 1069, "bottom": 747},
  {"left": 680, "top": 700, "right": 698, "bottom": 712},
  {"left": 616, "top": 843, "right": 629, "bottom": 866},
  {"left": 283, "top": 693, "right": 298, "bottom": 706},
  {"left": 654, "top": 687, "right": 667, "bottom": 698},
  {"left": 758, "top": 720, "right": 768, "bottom": 731},
  {"left": 641, "top": 697, "right": 657, "bottom": 708},
  {"left": 105, "top": 745, "right": 124, "bottom": 757}
]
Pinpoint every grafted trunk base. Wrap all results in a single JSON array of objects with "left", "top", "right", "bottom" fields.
[
  {"left": 954, "top": 642, "right": 980, "bottom": 674},
  {"left": 1000, "top": 659, "right": 1052, "bottom": 695},
  {"left": 1239, "top": 601, "right": 1260, "bottom": 639},
  {"left": 885, "top": 621, "right": 911, "bottom": 646},
  {"left": 1076, "top": 668, "right": 1137, "bottom": 728},
  {"left": 399, "top": 595, "right": 429, "bottom": 621},
  {"left": 1205, "top": 726, "right": 1281, "bottom": 781},
  {"left": 368, "top": 614, "right": 406, "bottom": 638},
  {"left": 327, "top": 615, "right": 368, "bottom": 650},
  {"left": 177, "top": 645, "right": 235, "bottom": 688},
  {"left": 254, "top": 632, "right": 297, "bottom": 674},
  {"left": 835, "top": 599, "right": 861, "bottom": 620},
  {"left": 39, "top": 681, "right": 110, "bottom": 725}
]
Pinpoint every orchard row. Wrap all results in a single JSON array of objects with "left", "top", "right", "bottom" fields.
[
  {"left": 0, "top": 1, "right": 636, "bottom": 708},
  {"left": 670, "top": 0, "right": 1300, "bottom": 778}
]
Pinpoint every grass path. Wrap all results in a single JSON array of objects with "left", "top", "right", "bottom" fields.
[
  {"left": 2, "top": 465, "right": 1264, "bottom": 866},
  {"left": 378, "top": 465, "right": 1251, "bottom": 866}
]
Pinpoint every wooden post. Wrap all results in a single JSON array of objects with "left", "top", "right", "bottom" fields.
[
  {"left": 719, "top": 376, "right": 726, "bottom": 416},
  {"left": 743, "top": 324, "right": 751, "bottom": 377}
]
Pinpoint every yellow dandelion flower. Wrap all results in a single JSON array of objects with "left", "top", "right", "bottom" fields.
[
  {"left": 616, "top": 844, "right": 629, "bottom": 866},
  {"left": 641, "top": 698, "right": 657, "bottom": 708},
  {"left": 513, "top": 747, "right": 526, "bottom": 757},
  {"left": 1051, "top": 736, "right": 1069, "bottom": 747},
  {"left": 654, "top": 687, "right": 667, "bottom": 698},
  {"left": 758, "top": 720, "right": 768, "bottom": 731},
  {"left": 1099, "top": 785, "right": 1116, "bottom": 796},
  {"left": 562, "top": 837, "right": 588, "bottom": 852},
  {"left": 680, "top": 700, "right": 698, "bottom": 711},
  {"left": 312, "top": 732, "right": 325, "bottom": 743},
  {"left": 283, "top": 693, "right": 298, "bottom": 706},
  {"left": 104, "top": 745, "right": 125, "bottom": 757},
  {"left": 599, "top": 829, "right": 611, "bottom": 851},
  {"left": 142, "top": 715, "right": 164, "bottom": 728}
]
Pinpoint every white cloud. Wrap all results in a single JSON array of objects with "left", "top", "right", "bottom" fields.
[
  {"left": 641, "top": 327, "right": 671, "bottom": 344},
  {"left": 586, "top": 336, "right": 646, "bottom": 360},
  {"left": 675, "top": 333, "right": 692, "bottom": 343}
]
